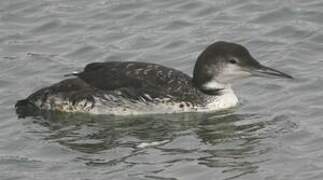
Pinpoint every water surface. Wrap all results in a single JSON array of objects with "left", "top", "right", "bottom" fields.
[{"left": 1, "top": 0, "right": 323, "bottom": 179}]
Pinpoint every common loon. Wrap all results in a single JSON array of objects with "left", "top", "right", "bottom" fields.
[{"left": 15, "top": 41, "right": 292, "bottom": 116}]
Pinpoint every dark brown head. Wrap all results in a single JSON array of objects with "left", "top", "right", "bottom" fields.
[{"left": 192, "top": 41, "right": 293, "bottom": 95}]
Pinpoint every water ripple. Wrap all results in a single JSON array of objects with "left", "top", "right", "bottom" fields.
[{"left": 0, "top": 0, "right": 322, "bottom": 179}]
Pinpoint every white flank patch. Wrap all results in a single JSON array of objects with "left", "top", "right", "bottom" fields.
[{"left": 32, "top": 86, "right": 239, "bottom": 115}]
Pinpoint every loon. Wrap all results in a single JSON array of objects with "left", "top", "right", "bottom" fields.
[{"left": 15, "top": 41, "right": 292, "bottom": 116}]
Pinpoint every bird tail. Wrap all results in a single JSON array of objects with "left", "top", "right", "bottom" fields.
[{"left": 15, "top": 99, "right": 40, "bottom": 118}]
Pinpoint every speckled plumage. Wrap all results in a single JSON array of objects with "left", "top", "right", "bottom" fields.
[{"left": 16, "top": 61, "right": 237, "bottom": 115}]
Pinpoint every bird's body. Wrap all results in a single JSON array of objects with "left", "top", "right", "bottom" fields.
[
  {"left": 15, "top": 41, "right": 292, "bottom": 117},
  {"left": 19, "top": 61, "right": 238, "bottom": 115}
]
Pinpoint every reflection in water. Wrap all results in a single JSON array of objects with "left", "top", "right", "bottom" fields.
[
  {"left": 195, "top": 114, "right": 269, "bottom": 179},
  {"left": 20, "top": 110, "right": 273, "bottom": 179}
]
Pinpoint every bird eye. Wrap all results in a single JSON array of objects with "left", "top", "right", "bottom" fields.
[{"left": 229, "top": 59, "right": 238, "bottom": 64}]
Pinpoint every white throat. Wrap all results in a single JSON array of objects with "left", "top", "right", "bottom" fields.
[
  {"left": 202, "top": 80, "right": 239, "bottom": 111},
  {"left": 202, "top": 79, "right": 227, "bottom": 90}
]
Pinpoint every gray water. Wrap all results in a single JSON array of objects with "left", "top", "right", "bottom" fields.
[{"left": 0, "top": 0, "right": 323, "bottom": 179}]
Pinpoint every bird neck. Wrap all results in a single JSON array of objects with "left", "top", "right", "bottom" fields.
[
  {"left": 192, "top": 53, "right": 223, "bottom": 95},
  {"left": 192, "top": 76, "right": 229, "bottom": 96}
]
